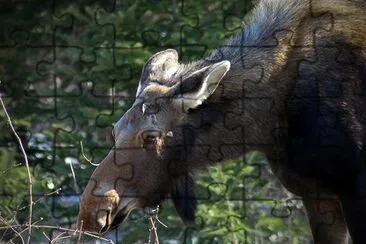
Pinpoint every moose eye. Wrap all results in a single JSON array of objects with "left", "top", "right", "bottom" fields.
[
  {"left": 142, "top": 131, "right": 160, "bottom": 142},
  {"left": 141, "top": 130, "right": 161, "bottom": 148},
  {"left": 144, "top": 135, "right": 157, "bottom": 143}
]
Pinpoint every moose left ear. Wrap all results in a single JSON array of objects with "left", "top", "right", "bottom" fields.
[
  {"left": 136, "top": 49, "right": 179, "bottom": 97},
  {"left": 171, "top": 175, "right": 197, "bottom": 224},
  {"left": 174, "top": 60, "right": 231, "bottom": 111}
]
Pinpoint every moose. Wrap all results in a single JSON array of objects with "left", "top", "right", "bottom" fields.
[{"left": 78, "top": 0, "right": 366, "bottom": 243}]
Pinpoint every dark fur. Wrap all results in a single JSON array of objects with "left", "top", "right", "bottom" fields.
[{"left": 159, "top": 0, "right": 366, "bottom": 242}]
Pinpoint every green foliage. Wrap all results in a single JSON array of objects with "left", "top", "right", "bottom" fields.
[
  {"left": 0, "top": 148, "right": 29, "bottom": 207},
  {"left": 195, "top": 153, "right": 312, "bottom": 243},
  {"left": 0, "top": 0, "right": 312, "bottom": 243}
]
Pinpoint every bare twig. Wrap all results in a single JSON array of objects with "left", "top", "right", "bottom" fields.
[
  {"left": 0, "top": 206, "right": 24, "bottom": 243},
  {"left": 11, "top": 217, "right": 44, "bottom": 242},
  {"left": 145, "top": 205, "right": 166, "bottom": 244},
  {"left": 0, "top": 215, "right": 25, "bottom": 244},
  {"left": 67, "top": 158, "right": 80, "bottom": 193},
  {"left": 80, "top": 140, "right": 99, "bottom": 166},
  {"left": 50, "top": 232, "right": 68, "bottom": 244},
  {"left": 0, "top": 81, "right": 33, "bottom": 244},
  {"left": 155, "top": 217, "right": 168, "bottom": 228},
  {"left": 0, "top": 224, "right": 114, "bottom": 243},
  {"left": 148, "top": 217, "right": 159, "bottom": 244},
  {"left": 1, "top": 163, "right": 21, "bottom": 175},
  {"left": 45, "top": 188, "right": 62, "bottom": 197},
  {"left": 31, "top": 188, "right": 62, "bottom": 208},
  {"left": 41, "top": 232, "right": 51, "bottom": 242},
  {"left": 52, "top": 234, "right": 74, "bottom": 243},
  {"left": 14, "top": 188, "right": 61, "bottom": 214},
  {"left": 77, "top": 220, "right": 83, "bottom": 243}
]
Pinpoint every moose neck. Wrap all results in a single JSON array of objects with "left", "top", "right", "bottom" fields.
[{"left": 180, "top": 0, "right": 311, "bottom": 170}]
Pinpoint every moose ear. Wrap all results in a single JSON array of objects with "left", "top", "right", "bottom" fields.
[
  {"left": 171, "top": 175, "right": 197, "bottom": 224},
  {"left": 174, "top": 60, "right": 230, "bottom": 111},
  {"left": 136, "top": 49, "right": 179, "bottom": 97}
]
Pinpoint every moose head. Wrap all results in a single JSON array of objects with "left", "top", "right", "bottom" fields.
[{"left": 77, "top": 49, "right": 231, "bottom": 234}]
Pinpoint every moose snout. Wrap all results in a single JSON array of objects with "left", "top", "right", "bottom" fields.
[
  {"left": 77, "top": 189, "right": 121, "bottom": 234},
  {"left": 97, "top": 209, "right": 112, "bottom": 234},
  {"left": 77, "top": 205, "right": 113, "bottom": 234}
]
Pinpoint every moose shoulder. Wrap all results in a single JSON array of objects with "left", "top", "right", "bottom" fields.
[{"left": 78, "top": 0, "right": 366, "bottom": 243}]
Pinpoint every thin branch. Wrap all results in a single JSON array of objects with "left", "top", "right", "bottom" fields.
[
  {"left": 155, "top": 217, "right": 168, "bottom": 228},
  {"left": 15, "top": 188, "right": 61, "bottom": 214},
  {"left": 50, "top": 232, "right": 68, "bottom": 244},
  {"left": 0, "top": 224, "right": 114, "bottom": 243},
  {"left": 77, "top": 220, "right": 83, "bottom": 243},
  {"left": 0, "top": 216, "right": 25, "bottom": 244},
  {"left": 11, "top": 217, "right": 44, "bottom": 241},
  {"left": 52, "top": 234, "right": 73, "bottom": 243},
  {"left": 148, "top": 217, "right": 159, "bottom": 244},
  {"left": 145, "top": 206, "right": 163, "bottom": 244},
  {"left": 0, "top": 81, "right": 33, "bottom": 244},
  {"left": 80, "top": 141, "right": 99, "bottom": 166},
  {"left": 67, "top": 159, "right": 80, "bottom": 193},
  {"left": 41, "top": 232, "right": 51, "bottom": 242},
  {"left": 1, "top": 163, "right": 21, "bottom": 175},
  {"left": 31, "top": 188, "right": 62, "bottom": 207}
]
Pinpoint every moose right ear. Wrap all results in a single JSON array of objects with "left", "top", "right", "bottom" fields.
[
  {"left": 172, "top": 60, "right": 230, "bottom": 111},
  {"left": 136, "top": 49, "right": 179, "bottom": 97}
]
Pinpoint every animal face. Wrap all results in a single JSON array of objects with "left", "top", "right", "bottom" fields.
[{"left": 77, "top": 49, "right": 230, "bottom": 234}]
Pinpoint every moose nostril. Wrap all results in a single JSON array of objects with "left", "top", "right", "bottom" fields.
[{"left": 141, "top": 130, "right": 161, "bottom": 140}]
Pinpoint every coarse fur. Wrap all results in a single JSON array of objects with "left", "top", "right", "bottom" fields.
[{"left": 78, "top": 0, "right": 366, "bottom": 243}]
